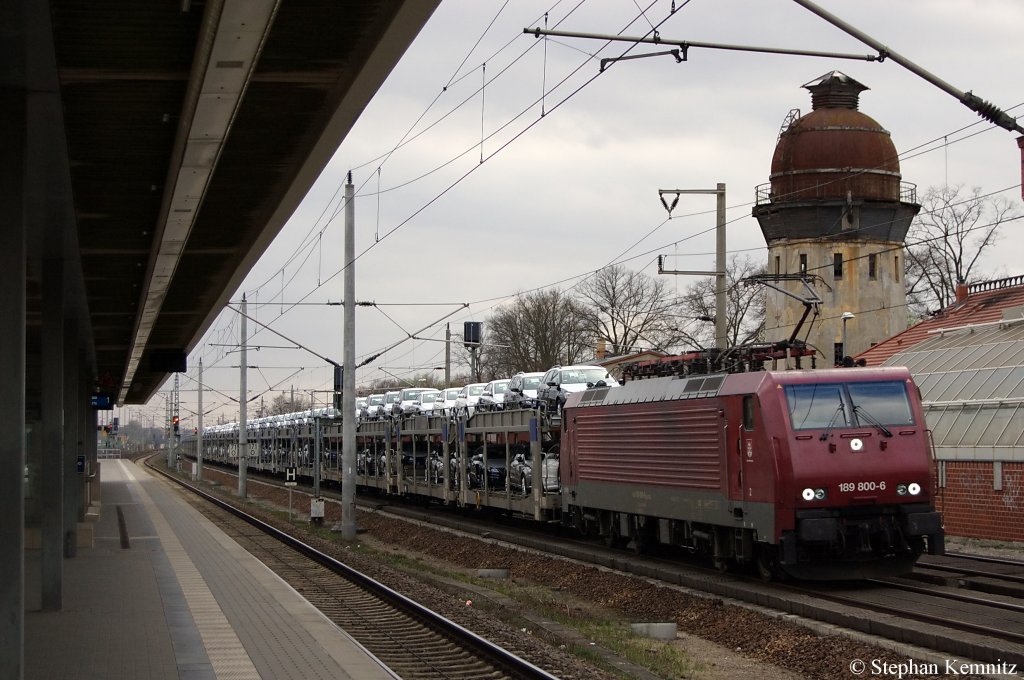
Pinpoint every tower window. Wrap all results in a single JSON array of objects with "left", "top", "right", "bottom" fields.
[
  {"left": 775, "top": 255, "right": 781, "bottom": 275},
  {"left": 868, "top": 253, "right": 877, "bottom": 279},
  {"left": 799, "top": 253, "right": 807, "bottom": 273},
  {"left": 834, "top": 253, "right": 843, "bottom": 280},
  {"left": 895, "top": 255, "right": 900, "bottom": 282}
]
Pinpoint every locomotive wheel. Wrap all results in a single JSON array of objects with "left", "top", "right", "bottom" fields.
[
  {"left": 629, "top": 516, "right": 652, "bottom": 554},
  {"left": 712, "top": 529, "right": 730, "bottom": 572},
  {"left": 572, "top": 507, "right": 591, "bottom": 537},
  {"left": 598, "top": 511, "right": 620, "bottom": 548},
  {"left": 756, "top": 545, "right": 779, "bottom": 581}
]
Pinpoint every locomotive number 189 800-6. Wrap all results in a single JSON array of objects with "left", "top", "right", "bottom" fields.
[{"left": 838, "top": 481, "right": 886, "bottom": 493}]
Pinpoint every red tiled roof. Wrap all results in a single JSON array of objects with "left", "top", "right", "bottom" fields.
[{"left": 857, "top": 276, "right": 1024, "bottom": 366}]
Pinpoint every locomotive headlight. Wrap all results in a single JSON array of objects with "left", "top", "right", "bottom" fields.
[
  {"left": 801, "top": 487, "right": 826, "bottom": 501},
  {"left": 908, "top": 482, "right": 921, "bottom": 496}
]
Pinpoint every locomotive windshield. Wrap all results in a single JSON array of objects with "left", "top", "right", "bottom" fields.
[{"left": 785, "top": 380, "right": 914, "bottom": 431}]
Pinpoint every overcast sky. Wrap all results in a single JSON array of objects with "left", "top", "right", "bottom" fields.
[{"left": 148, "top": 0, "right": 1024, "bottom": 426}]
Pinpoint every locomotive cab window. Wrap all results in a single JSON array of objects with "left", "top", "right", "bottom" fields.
[
  {"left": 846, "top": 381, "right": 914, "bottom": 426},
  {"left": 742, "top": 396, "right": 755, "bottom": 430},
  {"left": 784, "top": 381, "right": 915, "bottom": 431}
]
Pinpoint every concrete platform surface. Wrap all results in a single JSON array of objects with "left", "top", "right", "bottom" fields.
[{"left": 25, "top": 458, "right": 398, "bottom": 680}]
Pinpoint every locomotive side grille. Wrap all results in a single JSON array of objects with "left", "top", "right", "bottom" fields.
[{"left": 573, "top": 406, "right": 723, "bottom": 489}]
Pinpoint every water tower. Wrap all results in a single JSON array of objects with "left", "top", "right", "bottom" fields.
[{"left": 752, "top": 72, "right": 921, "bottom": 364}]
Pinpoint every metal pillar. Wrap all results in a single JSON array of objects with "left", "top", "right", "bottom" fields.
[
  {"left": 714, "top": 183, "right": 727, "bottom": 351},
  {"left": 238, "top": 294, "right": 247, "bottom": 498},
  {"left": 313, "top": 417, "right": 321, "bottom": 498},
  {"left": 0, "top": 5, "right": 27, "bottom": 666},
  {"left": 174, "top": 373, "right": 181, "bottom": 471},
  {"left": 657, "top": 184, "right": 728, "bottom": 350},
  {"left": 340, "top": 174, "right": 357, "bottom": 539},
  {"left": 197, "top": 358, "right": 203, "bottom": 481},
  {"left": 445, "top": 323, "right": 451, "bottom": 385},
  {"left": 71, "top": 361, "right": 86, "bottom": 532},
  {"left": 41, "top": 259, "right": 64, "bottom": 609},
  {"left": 165, "top": 393, "right": 172, "bottom": 467}
]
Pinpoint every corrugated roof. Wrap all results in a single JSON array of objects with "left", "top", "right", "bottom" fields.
[
  {"left": 880, "top": 298, "right": 1024, "bottom": 454},
  {"left": 857, "top": 275, "right": 1024, "bottom": 366}
]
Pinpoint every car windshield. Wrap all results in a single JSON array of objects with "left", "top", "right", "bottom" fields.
[
  {"left": 564, "top": 368, "right": 609, "bottom": 385},
  {"left": 469, "top": 385, "right": 485, "bottom": 396},
  {"left": 446, "top": 389, "right": 461, "bottom": 399},
  {"left": 523, "top": 376, "right": 542, "bottom": 389},
  {"left": 494, "top": 382, "right": 509, "bottom": 394},
  {"left": 386, "top": 394, "right": 400, "bottom": 403},
  {"left": 784, "top": 380, "right": 914, "bottom": 430},
  {"left": 420, "top": 392, "right": 438, "bottom": 403},
  {"left": 400, "top": 389, "right": 423, "bottom": 400},
  {"left": 369, "top": 396, "right": 384, "bottom": 405}
]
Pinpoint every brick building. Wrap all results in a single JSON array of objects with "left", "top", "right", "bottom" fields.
[{"left": 858, "top": 276, "right": 1024, "bottom": 541}]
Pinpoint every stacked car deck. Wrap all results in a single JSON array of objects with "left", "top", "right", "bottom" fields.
[{"left": 352, "top": 409, "right": 559, "bottom": 518}]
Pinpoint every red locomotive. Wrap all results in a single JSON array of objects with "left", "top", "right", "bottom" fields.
[{"left": 560, "top": 363, "right": 944, "bottom": 579}]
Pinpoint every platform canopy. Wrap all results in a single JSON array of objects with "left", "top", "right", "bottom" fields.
[{"left": 18, "top": 0, "right": 438, "bottom": 408}]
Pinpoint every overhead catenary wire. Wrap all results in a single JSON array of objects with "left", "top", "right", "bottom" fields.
[
  {"left": 201, "top": 2, "right": 670, "bottom": 373},
  {"left": 188, "top": 1, "right": 612, "bottom": 381},
  {"left": 178, "top": 3, "right": 1021, "bottom": 416}
]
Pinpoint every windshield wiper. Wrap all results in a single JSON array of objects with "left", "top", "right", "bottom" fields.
[
  {"left": 853, "top": 405, "right": 893, "bottom": 438},
  {"left": 819, "top": 402, "right": 846, "bottom": 442}
]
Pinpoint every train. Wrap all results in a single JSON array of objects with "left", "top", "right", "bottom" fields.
[{"left": 181, "top": 352, "right": 944, "bottom": 580}]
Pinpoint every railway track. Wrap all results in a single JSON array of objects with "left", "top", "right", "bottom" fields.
[
  {"left": 146, "top": 457, "right": 562, "bottom": 680},
  {"left": 184, "top": 459, "right": 1024, "bottom": 667},
  {"left": 786, "top": 577, "right": 1024, "bottom": 657}
]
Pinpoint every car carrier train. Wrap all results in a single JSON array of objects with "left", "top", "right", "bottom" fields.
[{"left": 182, "top": 350, "right": 944, "bottom": 580}]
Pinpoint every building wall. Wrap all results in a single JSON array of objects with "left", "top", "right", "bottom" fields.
[
  {"left": 765, "top": 239, "right": 909, "bottom": 364},
  {"left": 936, "top": 461, "right": 1024, "bottom": 542}
]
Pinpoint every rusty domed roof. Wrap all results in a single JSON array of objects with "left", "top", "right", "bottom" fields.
[{"left": 769, "top": 72, "right": 901, "bottom": 203}]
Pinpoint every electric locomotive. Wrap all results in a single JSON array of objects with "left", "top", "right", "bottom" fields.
[
  {"left": 183, "top": 346, "right": 944, "bottom": 580},
  {"left": 560, "top": 362, "right": 944, "bottom": 579}
]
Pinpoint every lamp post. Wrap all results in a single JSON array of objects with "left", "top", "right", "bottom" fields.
[{"left": 841, "top": 311, "right": 856, "bottom": 364}]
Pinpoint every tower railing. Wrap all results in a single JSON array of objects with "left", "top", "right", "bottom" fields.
[{"left": 754, "top": 180, "right": 918, "bottom": 206}]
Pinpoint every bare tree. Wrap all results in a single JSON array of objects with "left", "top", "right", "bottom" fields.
[
  {"left": 675, "top": 255, "right": 766, "bottom": 350},
  {"left": 574, "top": 265, "right": 682, "bottom": 356},
  {"left": 268, "top": 392, "right": 309, "bottom": 415},
  {"left": 479, "top": 289, "right": 594, "bottom": 377},
  {"left": 905, "top": 185, "right": 1018, "bottom": 317}
]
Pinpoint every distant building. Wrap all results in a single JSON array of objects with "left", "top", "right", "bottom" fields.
[
  {"left": 860, "top": 276, "right": 1024, "bottom": 542},
  {"left": 752, "top": 72, "right": 921, "bottom": 365}
]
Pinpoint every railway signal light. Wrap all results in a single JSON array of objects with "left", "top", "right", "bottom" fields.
[{"left": 172, "top": 415, "right": 180, "bottom": 433}]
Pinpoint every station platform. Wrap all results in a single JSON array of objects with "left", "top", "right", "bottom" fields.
[{"left": 24, "top": 458, "right": 398, "bottom": 680}]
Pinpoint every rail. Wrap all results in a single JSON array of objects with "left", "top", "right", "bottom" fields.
[{"left": 147, "top": 457, "right": 560, "bottom": 680}]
